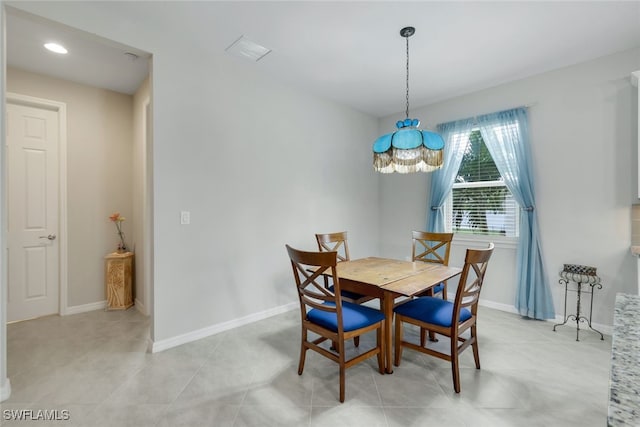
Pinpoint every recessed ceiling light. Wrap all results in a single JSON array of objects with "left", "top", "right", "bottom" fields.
[
  {"left": 44, "top": 43, "right": 68, "bottom": 54},
  {"left": 225, "top": 36, "right": 271, "bottom": 62}
]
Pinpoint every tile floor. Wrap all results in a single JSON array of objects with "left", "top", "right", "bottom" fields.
[{"left": 1, "top": 306, "right": 611, "bottom": 426}]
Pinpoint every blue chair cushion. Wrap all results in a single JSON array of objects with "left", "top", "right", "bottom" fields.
[
  {"left": 327, "top": 285, "right": 368, "bottom": 301},
  {"left": 394, "top": 297, "right": 472, "bottom": 327},
  {"left": 432, "top": 282, "right": 445, "bottom": 294},
  {"left": 307, "top": 301, "right": 385, "bottom": 332}
]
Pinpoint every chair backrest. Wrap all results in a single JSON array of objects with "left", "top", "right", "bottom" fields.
[
  {"left": 453, "top": 243, "right": 494, "bottom": 318},
  {"left": 316, "top": 231, "right": 350, "bottom": 262},
  {"left": 412, "top": 231, "right": 454, "bottom": 265},
  {"left": 286, "top": 244, "right": 344, "bottom": 328}
]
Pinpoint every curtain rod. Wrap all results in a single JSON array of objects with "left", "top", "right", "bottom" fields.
[{"left": 467, "top": 102, "right": 537, "bottom": 125}]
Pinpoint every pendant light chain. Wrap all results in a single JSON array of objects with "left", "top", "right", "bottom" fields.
[
  {"left": 405, "top": 34, "right": 410, "bottom": 120},
  {"left": 372, "top": 25, "right": 444, "bottom": 174}
]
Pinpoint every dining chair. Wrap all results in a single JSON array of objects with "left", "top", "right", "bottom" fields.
[
  {"left": 394, "top": 243, "right": 494, "bottom": 393},
  {"left": 285, "top": 244, "right": 385, "bottom": 402},
  {"left": 315, "top": 232, "right": 375, "bottom": 304},
  {"left": 316, "top": 231, "right": 376, "bottom": 348},
  {"left": 411, "top": 231, "right": 454, "bottom": 345},
  {"left": 412, "top": 231, "right": 454, "bottom": 299}
]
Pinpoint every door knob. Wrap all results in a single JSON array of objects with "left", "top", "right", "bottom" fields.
[{"left": 38, "top": 234, "right": 57, "bottom": 241}]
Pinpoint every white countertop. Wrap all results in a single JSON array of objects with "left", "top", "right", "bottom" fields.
[{"left": 608, "top": 293, "right": 640, "bottom": 426}]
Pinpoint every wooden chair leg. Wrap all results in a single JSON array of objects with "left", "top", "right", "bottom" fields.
[
  {"left": 338, "top": 341, "right": 346, "bottom": 403},
  {"left": 451, "top": 335, "right": 460, "bottom": 393},
  {"left": 333, "top": 337, "right": 357, "bottom": 349},
  {"left": 441, "top": 285, "right": 447, "bottom": 301},
  {"left": 298, "top": 328, "right": 307, "bottom": 375},
  {"left": 420, "top": 327, "right": 438, "bottom": 344},
  {"left": 471, "top": 325, "right": 480, "bottom": 369},
  {"left": 394, "top": 315, "right": 403, "bottom": 366}
]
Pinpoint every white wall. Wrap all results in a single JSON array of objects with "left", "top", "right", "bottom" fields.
[
  {"left": 379, "top": 48, "right": 640, "bottom": 327},
  {"left": 9, "top": 2, "right": 636, "bottom": 348},
  {"left": 7, "top": 67, "right": 134, "bottom": 308},
  {"left": 5, "top": 3, "right": 381, "bottom": 344},
  {"left": 151, "top": 43, "right": 379, "bottom": 342}
]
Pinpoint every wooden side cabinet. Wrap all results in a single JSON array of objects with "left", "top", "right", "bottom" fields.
[{"left": 105, "top": 251, "right": 134, "bottom": 310}]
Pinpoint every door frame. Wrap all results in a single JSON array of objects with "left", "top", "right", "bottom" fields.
[
  {"left": 143, "top": 97, "right": 152, "bottom": 317},
  {"left": 6, "top": 92, "right": 68, "bottom": 317}
]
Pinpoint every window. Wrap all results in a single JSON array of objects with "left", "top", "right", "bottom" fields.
[{"left": 444, "top": 130, "right": 519, "bottom": 237}]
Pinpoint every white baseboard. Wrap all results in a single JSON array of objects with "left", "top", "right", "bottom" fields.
[
  {"left": 63, "top": 300, "right": 106, "bottom": 316},
  {"left": 478, "top": 298, "right": 612, "bottom": 336},
  {"left": 478, "top": 299, "right": 520, "bottom": 314},
  {"left": 134, "top": 298, "right": 148, "bottom": 316},
  {"left": 148, "top": 302, "right": 298, "bottom": 353},
  {"left": 0, "top": 378, "right": 11, "bottom": 402},
  {"left": 146, "top": 296, "right": 612, "bottom": 354},
  {"left": 65, "top": 300, "right": 150, "bottom": 318}
]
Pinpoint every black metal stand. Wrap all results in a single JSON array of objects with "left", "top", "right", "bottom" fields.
[{"left": 553, "top": 277, "right": 604, "bottom": 341}]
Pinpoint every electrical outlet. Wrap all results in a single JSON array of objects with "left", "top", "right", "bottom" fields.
[{"left": 180, "top": 211, "right": 190, "bottom": 225}]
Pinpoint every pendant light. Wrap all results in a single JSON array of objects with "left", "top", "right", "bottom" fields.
[{"left": 372, "top": 27, "right": 444, "bottom": 173}]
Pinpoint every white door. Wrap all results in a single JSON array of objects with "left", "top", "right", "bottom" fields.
[{"left": 7, "top": 100, "right": 60, "bottom": 322}]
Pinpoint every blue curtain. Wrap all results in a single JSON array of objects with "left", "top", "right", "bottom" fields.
[
  {"left": 477, "top": 107, "right": 555, "bottom": 319},
  {"left": 426, "top": 118, "right": 475, "bottom": 232}
]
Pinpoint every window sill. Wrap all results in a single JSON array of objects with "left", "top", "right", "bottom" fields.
[{"left": 452, "top": 234, "right": 518, "bottom": 250}]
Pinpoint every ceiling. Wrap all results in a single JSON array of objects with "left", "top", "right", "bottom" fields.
[
  {"left": 6, "top": 1, "right": 640, "bottom": 118},
  {"left": 6, "top": 8, "right": 151, "bottom": 95}
]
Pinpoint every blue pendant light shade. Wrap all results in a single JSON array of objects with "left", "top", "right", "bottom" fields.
[
  {"left": 373, "top": 118, "right": 444, "bottom": 173},
  {"left": 372, "top": 27, "right": 445, "bottom": 174}
]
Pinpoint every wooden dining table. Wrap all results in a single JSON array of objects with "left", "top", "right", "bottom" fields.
[{"left": 332, "top": 257, "right": 462, "bottom": 374}]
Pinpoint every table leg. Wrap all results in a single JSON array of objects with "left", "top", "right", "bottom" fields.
[{"left": 382, "top": 293, "right": 394, "bottom": 374}]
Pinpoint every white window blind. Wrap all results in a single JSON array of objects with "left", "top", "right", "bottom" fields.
[{"left": 444, "top": 130, "right": 519, "bottom": 237}]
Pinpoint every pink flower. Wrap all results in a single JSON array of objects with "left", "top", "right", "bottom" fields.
[
  {"left": 109, "top": 212, "right": 125, "bottom": 222},
  {"left": 108, "top": 212, "right": 127, "bottom": 251}
]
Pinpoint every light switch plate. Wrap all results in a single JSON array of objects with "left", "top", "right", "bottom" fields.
[{"left": 180, "top": 211, "right": 190, "bottom": 225}]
